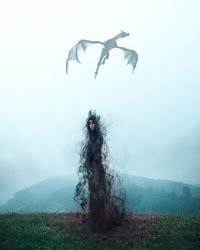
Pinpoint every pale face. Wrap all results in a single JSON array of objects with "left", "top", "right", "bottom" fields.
[{"left": 88, "top": 120, "right": 95, "bottom": 131}]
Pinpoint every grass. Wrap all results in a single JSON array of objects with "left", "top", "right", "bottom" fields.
[{"left": 0, "top": 212, "right": 200, "bottom": 250}]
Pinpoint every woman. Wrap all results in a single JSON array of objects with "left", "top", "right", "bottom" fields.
[{"left": 75, "top": 110, "right": 125, "bottom": 230}]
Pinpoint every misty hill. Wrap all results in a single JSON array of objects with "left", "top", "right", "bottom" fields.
[
  {"left": 0, "top": 174, "right": 200, "bottom": 214},
  {"left": 120, "top": 174, "right": 200, "bottom": 197}
]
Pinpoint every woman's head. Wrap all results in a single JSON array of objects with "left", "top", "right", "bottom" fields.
[
  {"left": 88, "top": 119, "right": 95, "bottom": 131},
  {"left": 86, "top": 110, "right": 100, "bottom": 133}
]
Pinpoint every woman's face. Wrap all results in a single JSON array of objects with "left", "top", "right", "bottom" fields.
[{"left": 88, "top": 120, "right": 95, "bottom": 131}]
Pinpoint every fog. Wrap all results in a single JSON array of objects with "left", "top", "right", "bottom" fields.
[{"left": 0, "top": 0, "right": 200, "bottom": 205}]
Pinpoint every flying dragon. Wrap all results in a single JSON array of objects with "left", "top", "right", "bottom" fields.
[{"left": 66, "top": 30, "right": 138, "bottom": 79}]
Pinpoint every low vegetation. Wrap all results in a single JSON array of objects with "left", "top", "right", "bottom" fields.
[{"left": 0, "top": 212, "right": 200, "bottom": 249}]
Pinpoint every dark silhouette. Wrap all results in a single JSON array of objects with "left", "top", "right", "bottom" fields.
[{"left": 74, "top": 110, "right": 125, "bottom": 231}]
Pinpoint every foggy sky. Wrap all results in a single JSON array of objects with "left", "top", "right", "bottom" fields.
[{"left": 0, "top": 0, "right": 200, "bottom": 205}]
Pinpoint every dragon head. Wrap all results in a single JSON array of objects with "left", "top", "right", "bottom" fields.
[{"left": 120, "top": 30, "right": 129, "bottom": 37}]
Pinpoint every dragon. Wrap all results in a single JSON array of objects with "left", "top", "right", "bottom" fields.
[{"left": 66, "top": 30, "right": 138, "bottom": 78}]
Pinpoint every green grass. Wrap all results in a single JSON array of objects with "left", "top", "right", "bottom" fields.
[{"left": 0, "top": 213, "right": 199, "bottom": 250}]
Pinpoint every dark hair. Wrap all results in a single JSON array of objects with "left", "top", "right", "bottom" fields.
[{"left": 86, "top": 110, "right": 101, "bottom": 137}]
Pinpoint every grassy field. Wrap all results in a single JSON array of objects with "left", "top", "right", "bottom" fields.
[{"left": 0, "top": 212, "right": 200, "bottom": 250}]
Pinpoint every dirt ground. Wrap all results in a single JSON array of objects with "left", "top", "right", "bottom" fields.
[{"left": 53, "top": 212, "right": 161, "bottom": 240}]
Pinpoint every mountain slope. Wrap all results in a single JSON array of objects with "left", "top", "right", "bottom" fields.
[{"left": 1, "top": 174, "right": 200, "bottom": 214}]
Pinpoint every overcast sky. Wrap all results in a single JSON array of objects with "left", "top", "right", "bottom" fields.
[{"left": 0, "top": 0, "right": 200, "bottom": 205}]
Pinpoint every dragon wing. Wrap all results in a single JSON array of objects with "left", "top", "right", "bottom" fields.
[
  {"left": 66, "top": 40, "right": 103, "bottom": 74},
  {"left": 117, "top": 46, "right": 138, "bottom": 73}
]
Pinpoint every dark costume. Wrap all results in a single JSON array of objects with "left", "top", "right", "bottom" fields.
[{"left": 75, "top": 110, "right": 125, "bottom": 230}]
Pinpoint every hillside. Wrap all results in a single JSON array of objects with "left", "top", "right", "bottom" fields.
[
  {"left": 0, "top": 174, "right": 200, "bottom": 214},
  {"left": 0, "top": 213, "right": 200, "bottom": 249}
]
